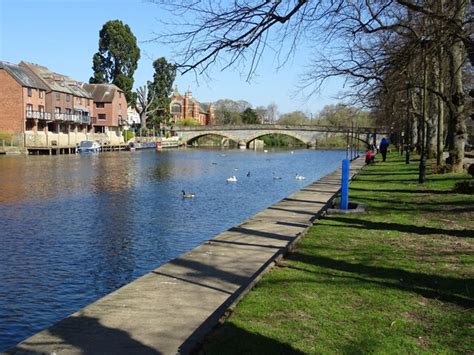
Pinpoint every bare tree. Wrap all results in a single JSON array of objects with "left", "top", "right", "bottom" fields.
[
  {"left": 151, "top": 0, "right": 472, "bottom": 173},
  {"left": 136, "top": 84, "right": 161, "bottom": 129}
]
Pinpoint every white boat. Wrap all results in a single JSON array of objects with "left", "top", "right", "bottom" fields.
[
  {"left": 77, "top": 140, "right": 100, "bottom": 153},
  {"left": 227, "top": 176, "right": 237, "bottom": 182},
  {"left": 295, "top": 174, "right": 306, "bottom": 180}
]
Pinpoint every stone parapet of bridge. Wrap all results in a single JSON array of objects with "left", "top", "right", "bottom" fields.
[{"left": 174, "top": 124, "right": 386, "bottom": 148}]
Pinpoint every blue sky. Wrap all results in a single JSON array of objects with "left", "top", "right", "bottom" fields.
[{"left": 0, "top": 0, "right": 343, "bottom": 115}]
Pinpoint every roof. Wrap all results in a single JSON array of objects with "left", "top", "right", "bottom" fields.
[
  {"left": 0, "top": 61, "right": 48, "bottom": 90},
  {"left": 200, "top": 103, "right": 211, "bottom": 112},
  {"left": 82, "top": 83, "right": 122, "bottom": 103},
  {"left": 20, "top": 61, "right": 92, "bottom": 98}
]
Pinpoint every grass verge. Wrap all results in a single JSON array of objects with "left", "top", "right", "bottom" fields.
[{"left": 200, "top": 154, "right": 474, "bottom": 354}]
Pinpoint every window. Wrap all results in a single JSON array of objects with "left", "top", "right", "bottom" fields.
[
  {"left": 56, "top": 92, "right": 60, "bottom": 100},
  {"left": 79, "top": 97, "right": 82, "bottom": 105},
  {"left": 172, "top": 103, "right": 181, "bottom": 113},
  {"left": 96, "top": 102, "right": 104, "bottom": 108},
  {"left": 66, "top": 94, "right": 70, "bottom": 102},
  {"left": 39, "top": 105, "right": 44, "bottom": 119},
  {"left": 87, "top": 99, "right": 90, "bottom": 106},
  {"left": 55, "top": 107, "right": 61, "bottom": 114},
  {"left": 98, "top": 114, "right": 106, "bottom": 120},
  {"left": 39, "top": 90, "right": 44, "bottom": 99},
  {"left": 27, "top": 88, "right": 32, "bottom": 97},
  {"left": 26, "top": 104, "right": 33, "bottom": 117}
]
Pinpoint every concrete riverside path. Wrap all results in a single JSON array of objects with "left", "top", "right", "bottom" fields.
[{"left": 8, "top": 157, "right": 365, "bottom": 355}]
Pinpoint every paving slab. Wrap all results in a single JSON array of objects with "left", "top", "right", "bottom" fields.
[{"left": 7, "top": 158, "right": 365, "bottom": 355}]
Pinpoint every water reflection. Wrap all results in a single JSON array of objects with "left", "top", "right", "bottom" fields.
[{"left": 0, "top": 148, "right": 346, "bottom": 351}]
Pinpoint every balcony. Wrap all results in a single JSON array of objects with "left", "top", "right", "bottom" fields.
[
  {"left": 26, "top": 110, "right": 52, "bottom": 120},
  {"left": 25, "top": 110, "right": 91, "bottom": 124},
  {"left": 54, "top": 113, "right": 91, "bottom": 124}
]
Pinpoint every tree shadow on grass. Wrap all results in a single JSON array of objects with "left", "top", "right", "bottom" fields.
[
  {"left": 10, "top": 314, "right": 160, "bottom": 354},
  {"left": 323, "top": 216, "right": 473, "bottom": 239},
  {"left": 360, "top": 171, "right": 419, "bottom": 176},
  {"left": 352, "top": 196, "right": 474, "bottom": 213},
  {"left": 196, "top": 321, "right": 304, "bottom": 355},
  {"left": 350, "top": 187, "right": 453, "bottom": 195},
  {"left": 286, "top": 252, "right": 474, "bottom": 309},
  {"left": 351, "top": 195, "right": 474, "bottom": 207}
]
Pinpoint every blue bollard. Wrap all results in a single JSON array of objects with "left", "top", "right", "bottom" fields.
[{"left": 341, "top": 159, "right": 349, "bottom": 210}]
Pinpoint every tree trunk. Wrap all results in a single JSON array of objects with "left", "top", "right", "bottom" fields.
[
  {"left": 140, "top": 111, "right": 147, "bottom": 129},
  {"left": 446, "top": 0, "right": 467, "bottom": 172},
  {"left": 436, "top": 0, "right": 445, "bottom": 166}
]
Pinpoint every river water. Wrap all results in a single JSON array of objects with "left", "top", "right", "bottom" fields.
[{"left": 0, "top": 148, "right": 346, "bottom": 350}]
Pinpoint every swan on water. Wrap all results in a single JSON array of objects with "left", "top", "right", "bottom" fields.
[{"left": 227, "top": 176, "right": 237, "bottom": 182}]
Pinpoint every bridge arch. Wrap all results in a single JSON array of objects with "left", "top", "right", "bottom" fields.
[
  {"left": 182, "top": 132, "right": 240, "bottom": 146},
  {"left": 244, "top": 131, "right": 311, "bottom": 147}
]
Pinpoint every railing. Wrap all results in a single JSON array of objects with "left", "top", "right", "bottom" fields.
[
  {"left": 26, "top": 111, "right": 52, "bottom": 120},
  {"left": 54, "top": 113, "right": 88, "bottom": 123},
  {"left": 25, "top": 111, "right": 91, "bottom": 124},
  {"left": 26, "top": 110, "right": 94, "bottom": 124}
]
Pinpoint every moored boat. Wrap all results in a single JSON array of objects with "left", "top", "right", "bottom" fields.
[{"left": 77, "top": 140, "right": 101, "bottom": 153}]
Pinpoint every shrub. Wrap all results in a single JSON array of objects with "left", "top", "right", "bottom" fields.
[
  {"left": 431, "top": 164, "right": 449, "bottom": 174},
  {"left": 468, "top": 164, "right": 474, "bottom": 178},
  {"left": 122, "top": 130, "right": 134, "bottom": 142},
  {"left": 176, "top": 118, "right": 199, "bottom": 126},
  {"left": 453, "top": 180, "right": 474, "bottom": 194}
]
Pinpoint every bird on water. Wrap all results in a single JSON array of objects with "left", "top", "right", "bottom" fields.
[{"left": 182, "top": 190, "right": 196, "bottom": 198}]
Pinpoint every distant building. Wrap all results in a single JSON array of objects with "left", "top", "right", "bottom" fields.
[
  {"left": 170, "top": 87, "right": 215, "bottom": 125},
  {"left": 127, "top": 106, "right": 141, "bottom": 126}
]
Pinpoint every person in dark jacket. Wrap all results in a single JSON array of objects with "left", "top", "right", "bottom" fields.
[{"left": 379, "top": 137, "right": 389, "bottom": 162}]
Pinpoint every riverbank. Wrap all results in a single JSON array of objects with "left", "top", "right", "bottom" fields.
[
  {"left": 200, "top": 154, "right": 474, "bottom": 354},
  {"left": 7, "top": 156, "right": 364, "bottom": 354}
]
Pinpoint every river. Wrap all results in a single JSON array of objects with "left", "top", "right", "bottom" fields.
[{"left": 0, "top": 148, "right": 346, "bottom": 351}]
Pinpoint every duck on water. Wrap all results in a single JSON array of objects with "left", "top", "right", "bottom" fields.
[{"left": 182, "top": 190, "right": 196, "bottom": 198}]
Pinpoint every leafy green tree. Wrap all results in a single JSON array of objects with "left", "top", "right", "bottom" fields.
[
  {"left": 90, "top": 20, "right": 140, "bottom": 105},
  {"left": 213, "top": 99, "right": 251, "bottom": 125},
  {"left": 241, "top": 108, "right": 260, "bottom": 124},
  {"left": 277, "top": 111, "right": 310, "bottom": 125},
  {"left": 316, "top": 104, "right": 373, "bottom": 128},
  {"left": 148, "top": 57, "right": 176, "bottom": 126}
]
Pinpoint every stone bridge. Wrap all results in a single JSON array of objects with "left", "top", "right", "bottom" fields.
[{"left": 174, "top": 124, "right": 386, "bottom": 148}]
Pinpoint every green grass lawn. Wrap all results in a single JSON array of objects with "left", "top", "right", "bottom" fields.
[{"left": 200, "top": 154, "right": 474, "bottom": 354}]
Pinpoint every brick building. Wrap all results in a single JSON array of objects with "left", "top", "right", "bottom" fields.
[
  {"left": 82, "top": 83, "right": 127, "bottom": 138},
  {"left": 0, "top": 60, "right": 127, "bottom": 147},
  {"left": 170, "top": 87, "right": 215, "bottom": 125},
  {"left": 0, "top": 61, "right": 48, "bottom": 136},
  {"left": 20, "top": 61, "right": 93, "bottom": 146}
]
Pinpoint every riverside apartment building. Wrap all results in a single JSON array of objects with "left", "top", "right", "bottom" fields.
[{"left": 0, "top": 60, "right": 127, "bottom": 148}]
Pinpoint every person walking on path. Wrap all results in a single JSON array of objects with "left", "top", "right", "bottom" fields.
[{"left": 379, "top": 137, "right": 389, "bottom": 162}]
